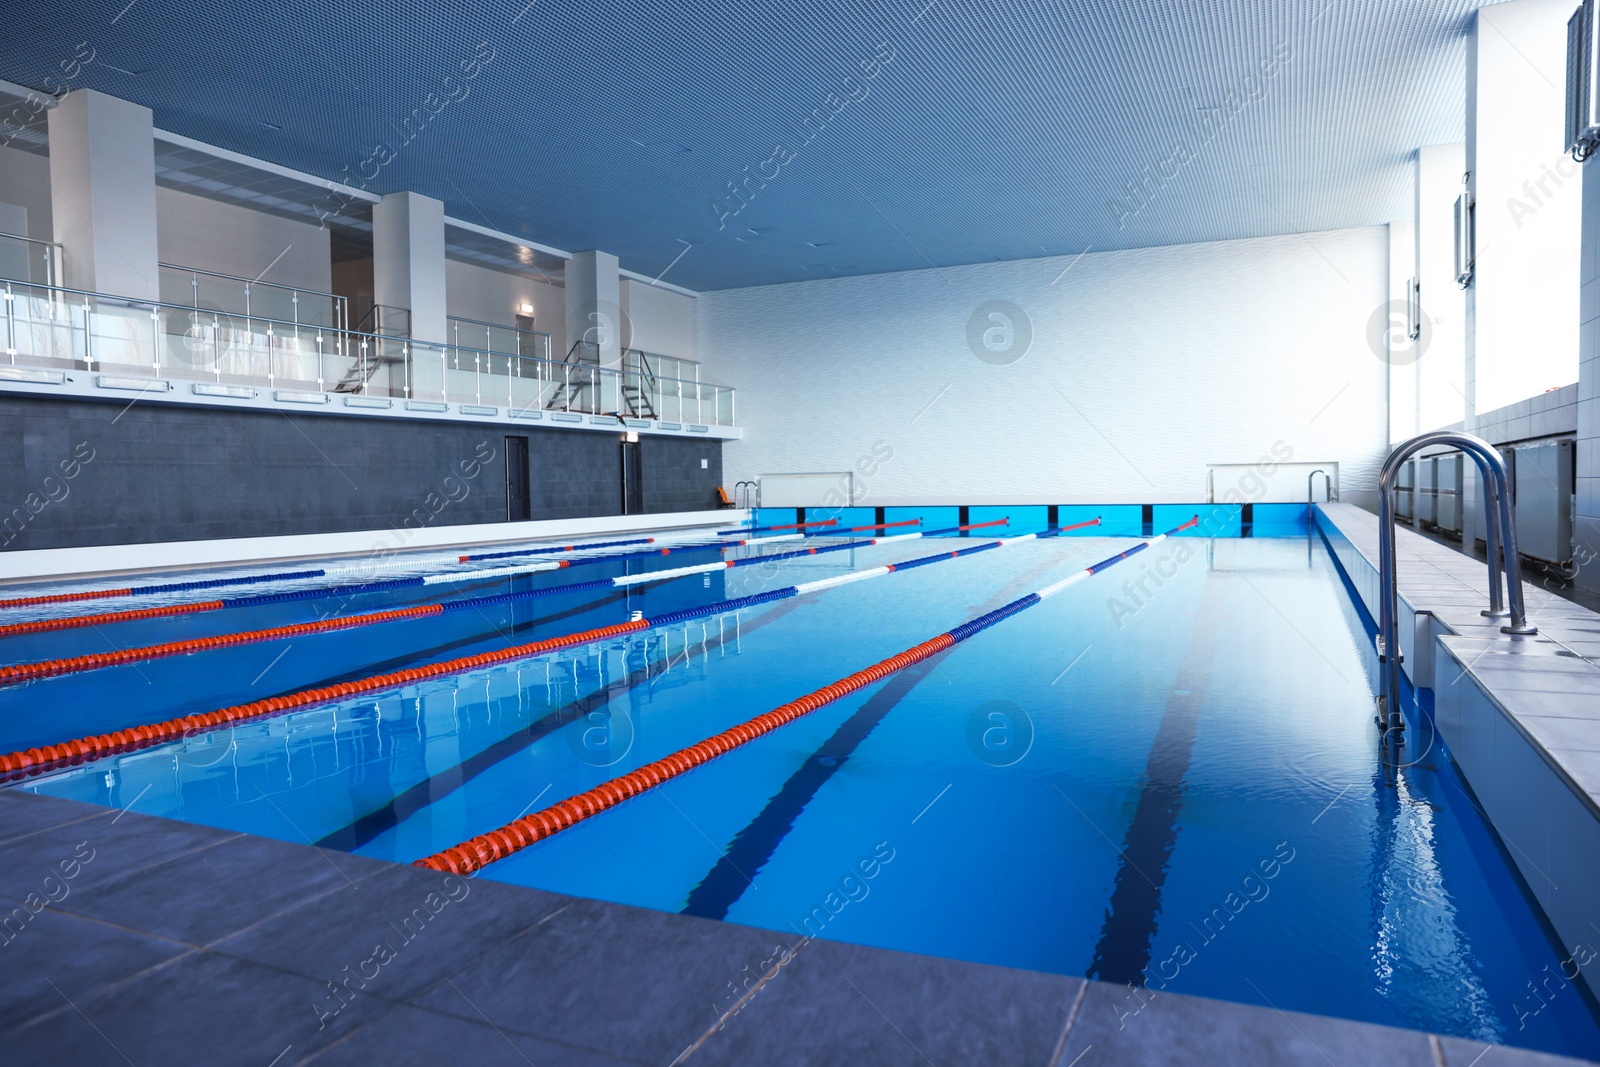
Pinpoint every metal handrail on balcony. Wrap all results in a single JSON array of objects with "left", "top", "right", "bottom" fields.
[
  {"left": 0, "top": 231, "right": 64, "bottom": 289},
  {"left": 0, "top": 276, "right": 737, "bottom": 426},
  {"left": 448, "top": 315, "right": 549, "bottom": 361},
  {"left": 158, "top": 262, "right": 348, "bottom": 333}
]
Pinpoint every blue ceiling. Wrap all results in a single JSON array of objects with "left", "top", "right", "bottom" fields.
[{"left": 3, "top": 0, "right": 1483, "bottom": 290}]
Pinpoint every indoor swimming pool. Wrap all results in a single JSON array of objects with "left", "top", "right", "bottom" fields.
[{"left": 2, "top": 507, "right": 1597, "bottom": 1058}]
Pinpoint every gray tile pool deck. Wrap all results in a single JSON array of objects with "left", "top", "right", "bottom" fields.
[
  {"left": 0, "top": 780, "right": 1594, "bottom": 1063},
  {"left": 4, "top": 514, "right": 1600, "bottom": 1064}
]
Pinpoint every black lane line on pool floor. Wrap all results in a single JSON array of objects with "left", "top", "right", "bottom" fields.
[
  {"left": 1086, "top": 571, "right": 1231, "bottom": 986},
  {"left": 680, "top": 549, "right": 1075, "bottom": 922},
  {"left": 680, "top": 647, "right": 953, "bottom": 920},
  {"left": 316, "top": 593, "right": 815, "bottom": 851}
]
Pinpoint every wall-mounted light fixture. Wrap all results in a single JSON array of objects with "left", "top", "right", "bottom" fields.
[
  {"left": 518, "top": 302, "right": 535, "bottom": 316},
  {"left": 1453, "top": 192, "right": 1474, "bottom": 289},
  {"left": 622, "top": 430, "right": 639, "bottom": 443}
]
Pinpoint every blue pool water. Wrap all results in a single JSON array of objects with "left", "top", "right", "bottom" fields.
[{"left": 4, "top": 508, "right": 1599, "bottom": 1057}]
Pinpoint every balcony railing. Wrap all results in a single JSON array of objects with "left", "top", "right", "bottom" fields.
[
  {"left": 449, "top": 315, "right": 550, "bottom": 362},
  {"left": 159, "top": 262, "right": 347, "bottom": 332},
  {"left": 0, "top": 277, "right": 736, "bottom": 427},
  {"left": 0, "top": 232, "right": 64, "bottom": 289}
]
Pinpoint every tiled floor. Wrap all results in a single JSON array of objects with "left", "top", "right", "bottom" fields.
[
  {"left": 1403, "top": 522, "right": 1600, "bottom": 615},
  {"left": 0, "top": 788, "right": 1591, "bottom": 1065}
]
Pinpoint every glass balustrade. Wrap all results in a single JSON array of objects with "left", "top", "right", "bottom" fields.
[
  {"left": 0, "top": 278, "right": 736, "bottom": 426},
  {"left": 0, "top": 232, "right": 63, "bottom": 288},
  {"left": 158, "top": 263, "right": 347, "bottom": 331}
]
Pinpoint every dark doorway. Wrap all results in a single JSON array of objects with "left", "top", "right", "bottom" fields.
[
  {"left": 620, "top": 437, "right": 643, "bottom": 514},
  {"left": 505, "top": 435, "right": 530, "bottom": 521}
]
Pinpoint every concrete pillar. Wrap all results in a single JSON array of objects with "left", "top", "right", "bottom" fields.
[
  {"left": 564, "top": 250, "right": 624, "bottom": 369},
  {"left": 46, "top": 89, "right": 159, "bottom": 300},
  {"left": 1578, "top": 159, "right": 1600, "bottom": 594},
  {"left": 372, "top": 191, "right": 446, "bottom": 344}
]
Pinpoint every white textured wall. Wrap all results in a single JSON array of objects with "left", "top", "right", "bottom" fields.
[
  {"left": 698, "top": 227, "right": 1389, "bottom": 505},
  {"left": 156, "top": 186, "right": 332, "bottom": 293},
  {"left": 445, "top": 259, "right": 566, "bottom": 356},
  {"left": 621, "top": 278, "right": 695, "bottom": 359},
  {"left": 0, "top": 145, "right": 53, "bottom": 239}
]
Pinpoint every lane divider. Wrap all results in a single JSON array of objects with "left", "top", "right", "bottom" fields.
[
  {"left": 459, "top": 536, "right": 658, "bottom": 564},
  {"left": 0, "top": 600, "right": 230, "bottom": 638},
  {"left": 0, "top": 519, "right": 1113, "bottom": 777},
  {"left": 1, "top": 521, "right": 992, "bottom": 640},
  {"left": 802, "top": 520, "right": 921, "bottom": 537},
  {"left": 610, "top": 518, "right": 1017, "bottom": 588},
  {"left": 0, "top": 527, "right": 744, "bottom": 616},
  {"left": 0, "top": 569, "right": 326, "bottom": 611},
  {"left": 0, "top": 521, "right": 1049, "bottom": 681},
  {"left": 413, "top": 516, "right": 1193, "bottom": 876},
  {"left": 0, "top": 605, "right": 445, "bottom": 684},
  {"left": 0, "top": 537, "right": 791, "bottom": 640}
]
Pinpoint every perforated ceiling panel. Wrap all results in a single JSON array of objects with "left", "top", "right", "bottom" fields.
[{"left": 2, "top": 0, "right": 1487, "bottom": 290}]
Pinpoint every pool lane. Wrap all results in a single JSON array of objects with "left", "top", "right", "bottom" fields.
[{"left": 18, "top": 533, "right": 1593, "bottom": 1055}]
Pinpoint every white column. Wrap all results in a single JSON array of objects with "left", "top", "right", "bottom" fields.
[
  {"left": 1463, "top": 0, "right": 1579, "bottom": 551},
  {"left": 46, "top": 89, "right": 159, "bottom": 300},
  {"left": 1578, "top": 158, "right": 1600, "bottom": 594},
  {"left": 564, "top": 249, "right": 623, "bottom": 369},
  {"left": 372, "top": 191, "right": 446, "bottom": 343}
]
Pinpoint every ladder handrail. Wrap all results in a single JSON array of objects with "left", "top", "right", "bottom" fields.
[
  {"left": 1307, "top": 469, "right": 1333, "bottom": 503},
  {"left": 1376, "top": 431, "right": 1536, "bottom": 738}
]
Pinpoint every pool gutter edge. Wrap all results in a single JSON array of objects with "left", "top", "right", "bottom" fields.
[{"left": 1315, "top": 502, "right": 1600, "bottom": 1003}]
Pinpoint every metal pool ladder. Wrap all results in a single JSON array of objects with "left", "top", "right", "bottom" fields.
[
  {"left": 1376, "top": 432, "right": 1536, "bottom": 741},
  {"left": 1307, "top": 469, "right": 1334, "bottom": 503}
]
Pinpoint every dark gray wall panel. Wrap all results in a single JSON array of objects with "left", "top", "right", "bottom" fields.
[
  {"left": 0, "top": 396, "right": 722, "bottom": 551},
  {"left": 642, "top": 435, "right": 724, "bottom": 515}
]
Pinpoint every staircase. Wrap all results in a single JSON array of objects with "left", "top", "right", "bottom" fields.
[
  {"left": 331, "top": 342, "right": 406, "bottom": 393},
  {"left": 545, "top": 340, "right": 600, "bottom": 411},
  {"left": 621, "top": 349, "right": 658, "bottom": 418},
  {"left": 334, "top": 303, "right": 411, "bottom": 394}
]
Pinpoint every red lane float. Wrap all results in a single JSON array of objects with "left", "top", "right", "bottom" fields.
[
  {"left": 0, "top": 587, "right": 133, "bottom": 610},
  {"left": 0, "top": 600, "right": 227, "bottom": 639},
  {"left": 0, "top": 604, "right": 445, "bottom": 685},
  {"left": 0, "top": 517, "right": 1094, "bottom": 781},
  {"left": 410, "top": 514, "right": 1170, "bottom": 877},
  {"left": 0, "top": 522, "right": 1009, "bottom": 682},
  {"left": 414, "top": 632, "right": 958, "bottom": 875},
  {"left": 0, "top": 616, "right": 654, "bottom": 779},
  {"left": 811, "top": 519, "right": 921, "bottom": 536}
]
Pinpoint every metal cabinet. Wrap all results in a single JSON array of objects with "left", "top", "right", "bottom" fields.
[
  {"left": 1513, "top": 439, "right": 1574, "bottom": 565},
  {"left": 1416, "top": 456, "right": 1437, "bottom": 526},
  {"left": 1434, "top": 453, "right": 1463, "bottom": 533}
]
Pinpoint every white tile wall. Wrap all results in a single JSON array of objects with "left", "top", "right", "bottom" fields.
[{"left": 697, "top": 228, "right": 1389, "bottom": 505}]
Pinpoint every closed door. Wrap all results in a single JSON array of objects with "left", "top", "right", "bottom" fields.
[
  {"left": 620, "top": 439, "right": 643, "bottom": 514},
  {"left": 505, "top": 435, "right": 530, "bottom": 521}
]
